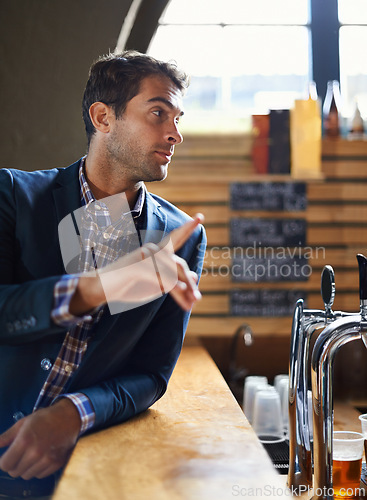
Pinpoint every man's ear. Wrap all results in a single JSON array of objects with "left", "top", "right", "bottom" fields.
[{"left": 89, "top": 102, "right": 113, "bottom": 134}]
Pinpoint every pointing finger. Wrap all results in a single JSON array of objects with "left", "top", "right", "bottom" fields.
[{"left": 168, "top": 213, "right": 204, "bottom": 252}]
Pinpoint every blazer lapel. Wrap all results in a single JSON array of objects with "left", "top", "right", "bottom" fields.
[
  {"left": 142, "top": 191, "right": 167, "bottom": 244},
  {"left": 52, "top": 160, "right": 82, "bottom": 226}
]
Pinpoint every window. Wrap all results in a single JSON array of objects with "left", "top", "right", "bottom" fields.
[
  {"left": 148, "top": 0, "right": 310, "bottom": 132},
  {"left": 339, "top": 0, "right": 367, "bottom": 118},
  {"left": 148, "top": 0, "right": 367, "bottom": 131}
]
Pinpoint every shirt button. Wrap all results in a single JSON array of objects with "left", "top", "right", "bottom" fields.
[
  {"left": 40, "top": 358, "right": 52, "bottom": 371},
  {"left": 13, "top": 411, "right": 25, "bottom": 422},
  {"left": 64, "top": 364, "right": 72, "bottom": 373},
  {"left": 103, "top": 232, "right": 109, "bottom": 240}
]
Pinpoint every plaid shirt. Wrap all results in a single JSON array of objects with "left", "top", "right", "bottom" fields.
[{"left": 33, "top": 158, "right": 145, "bottom": 434}]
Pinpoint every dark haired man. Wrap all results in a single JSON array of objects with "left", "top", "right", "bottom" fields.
[{"left": 0, "top": 51, "right": 206, "bottom": 497}]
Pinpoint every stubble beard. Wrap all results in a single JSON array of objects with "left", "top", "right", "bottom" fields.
[{"left": 106, "top": 134, "right": 169, "bottom": 185}]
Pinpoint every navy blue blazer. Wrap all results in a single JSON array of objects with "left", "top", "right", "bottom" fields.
[{"left": 0, "top": 159, "right": 206, "bottom": 436}]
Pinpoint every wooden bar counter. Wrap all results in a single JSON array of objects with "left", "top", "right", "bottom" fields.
[{"left": 52, "top": 346, "right": 288, "bottom": 500}]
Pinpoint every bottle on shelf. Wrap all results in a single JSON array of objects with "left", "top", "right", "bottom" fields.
[
  {"left": 290, "top": 80, "right": 322, "bottom": 178},
  {"left": 348, "top": 100, "right": 365, "bottom": 140},
  {"left": 323, "top": 80, "right": 342, "bottom": 138},
  {"left": 308, "top": 81, "right": 318, "bottom": 101}
]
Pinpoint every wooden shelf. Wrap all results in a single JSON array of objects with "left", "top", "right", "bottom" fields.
[{"left": 151, "top": 136, "right": 367, "bottom": 338}]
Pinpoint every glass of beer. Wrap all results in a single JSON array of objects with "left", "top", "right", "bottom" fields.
[
  {"left": 333, "top": 431, "right": 364, "bottom": 498},
  {"left": 359, "top": 413, "right": 367, "bottom": 460}
]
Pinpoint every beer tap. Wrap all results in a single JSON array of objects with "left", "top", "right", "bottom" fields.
[
  {"left": 310, "top": 254, "right": 367, "bottom": 500},
  {"left": 287, "top": 265, "right": 336, "bottom": 491}
]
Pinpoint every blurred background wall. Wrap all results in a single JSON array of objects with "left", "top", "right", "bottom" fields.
[{"left": 0, "top": 0, "right": 135, "bottom": 171}]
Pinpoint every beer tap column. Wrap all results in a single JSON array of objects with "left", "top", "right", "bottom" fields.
[
  {"left": 287, "top": 267, "right": 336, "bottom": 492},
  {"left": 310, "top": 254, "right": 367, "bottom": 500}
]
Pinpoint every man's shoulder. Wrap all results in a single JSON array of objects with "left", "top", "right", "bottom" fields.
[
  {"left": 147, "top": 191, "right": 191, "bottom": 229},
  {"left": 0, "top": 160, "right": 81, "bottom": 190}
]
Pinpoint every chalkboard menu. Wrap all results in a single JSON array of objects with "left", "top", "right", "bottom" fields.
[
  {"left": 230, "top": 218, "right": 307, "bottom": 247},
  {"left": 230, "top": 182, "right": 307, "bottom": 211},
  {"left": 230, "top": 289, "right": 307, "bottom": 316},
  {"left": 231, "top": 255, "right": 309, "bottom": 283}
]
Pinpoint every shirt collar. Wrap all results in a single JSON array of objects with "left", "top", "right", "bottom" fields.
[{"left": 78, "top": 157, "right": 145, "bottom": 219}]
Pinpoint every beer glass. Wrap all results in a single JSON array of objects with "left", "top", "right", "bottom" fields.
[
  {"left": 333, "top": 431, "right": 364, "bottom": 498},
  {"left": 359, "top": 413, "right": 367, "bottom": 461}
]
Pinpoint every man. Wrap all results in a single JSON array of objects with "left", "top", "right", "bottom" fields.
[{"left": 0, "top": 51, "right": 206, "bottom": 497}]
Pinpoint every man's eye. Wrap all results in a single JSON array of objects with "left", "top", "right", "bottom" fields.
[{"left": 152, "top": 110, "right": 162, "bottom": 117}]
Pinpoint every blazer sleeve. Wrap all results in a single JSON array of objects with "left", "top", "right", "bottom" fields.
[
  {"left": 0, "top": 168, "right": 66, "bottom": 344},
  {"left": 80, "top": 224, "right": 207, "bottom": 430}
]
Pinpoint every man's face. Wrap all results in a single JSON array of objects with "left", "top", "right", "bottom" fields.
[{"left": 105, "top": 75, "right": 184, "bottom": 183}]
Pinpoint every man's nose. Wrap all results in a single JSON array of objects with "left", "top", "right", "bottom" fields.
[{"left": 166, "top": 123, "right": 183, "bottom": 145}]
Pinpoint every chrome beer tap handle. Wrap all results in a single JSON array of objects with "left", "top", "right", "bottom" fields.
[
  {"left": 287, "top": 266, "right": 336, "bottom": 491},
  {"left": 357, "top": 254, "right": 367, "bottom": 335},
  {"left": 321, "top": 265, "right": 335, "bottom": 318},
  {"left": 311, "top": 254, "right": 367, "bottom": 500}
]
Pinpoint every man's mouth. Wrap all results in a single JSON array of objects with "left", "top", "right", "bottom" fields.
[{"left": 155, "top": 151, "right": 173, "bottom": 162}]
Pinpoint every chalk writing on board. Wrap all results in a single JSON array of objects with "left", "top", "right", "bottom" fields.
[
  {"left": 230, "top": 289, "right": 307, "bottom": 316},
  {"left": 230, "top": 182, "right": 307, "bottom": 211},
  {"left": 230, "top": 218, "right": 307, "bottom": 248},
  {"left": 231, "top": 255, "right": 310, "bottom": 283}
]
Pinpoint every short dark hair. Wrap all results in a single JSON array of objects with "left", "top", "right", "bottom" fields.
[{"left": 82, "top": 50, "right": 189, "bottom": 146}]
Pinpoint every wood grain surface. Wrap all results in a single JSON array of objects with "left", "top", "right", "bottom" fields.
[{"left": 52, "top": 346, "right": 289, "bottom": 500}]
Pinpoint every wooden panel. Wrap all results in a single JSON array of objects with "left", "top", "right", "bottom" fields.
[
  {"left": 198, "top": 270, "right": 359, "bottom": 292},
  {"left": 169, "top": 158, "right": 253, "bottom": 182},
  {"left": 307, "top": 226, "right": 367, "bottom": 246},
  {"left": 192, "top": 294, "right": 229, "bottom": 315},
  {"left": 306, "top": 204, "right": 367, "bottom": 223},
  {"left": 186, "top": 316, "right": 293, "bottom": 337},
  {"left": 176, "top": 204, "right": 367, "bottom": 225},
  {"left": 308, "top": 182, "right": 367, "bottom": 201},
  {"left": 176, "top": 204, "right": 229, "bottom": 224},
  {"left": 152, "top": 180, "right": 367, "bottom": 204},
  {"left": 174, "top": 133, "right": 253, "bottom": 157},
  {"left": 202, "top": 246, "right": 363, "bottom": 268},
  {"left": 322, "top": 138, "right": 367, "bottom": 157},
  {"left": 229, "top": 207, "right": 367, "bottom": 224},
  {"left": 192, "top": 292, "right": 359, "bottom": 315},
  {"left": 204, "top": 225, "right": 367, "bottom": 247},
  {"left": 151, "top": 182, "right": 228, "bottom": 203},
  {"left": 322, "top": 160, "right": 367, "bottom": 179}
]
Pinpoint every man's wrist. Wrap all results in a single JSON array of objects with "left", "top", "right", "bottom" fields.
[
  {"left": 54, "top": 394, "right": 95, "bottom": 436},
  {"left": 51, "top": 397, "right": 83, "bottom": 437},
  {"left": 53, "top": 275, "right": 98, "bottom": 326},
  {"left": 69, "top": 275, "right": 106, "bottom": 316}
]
